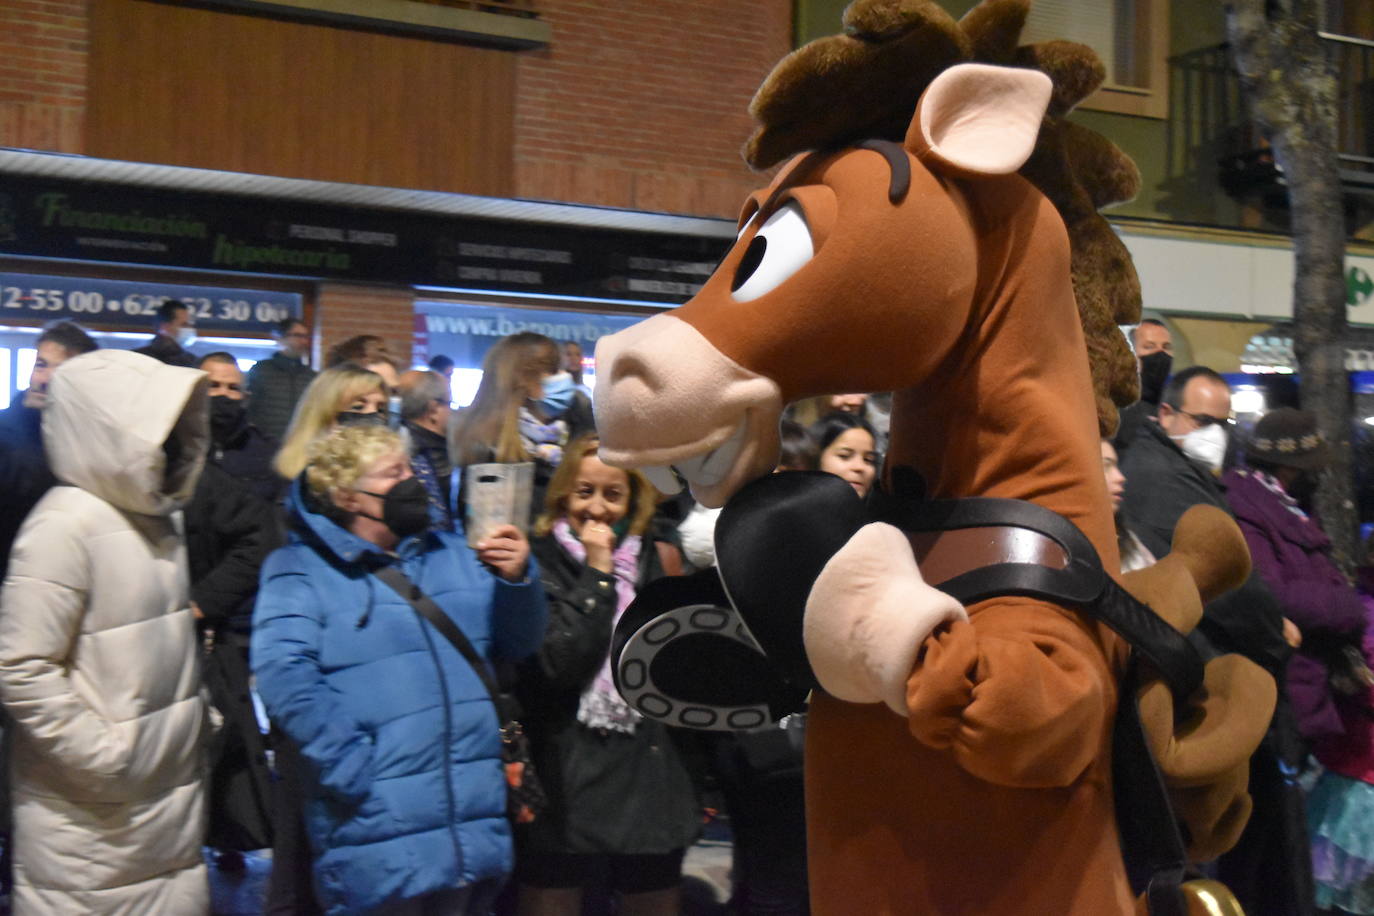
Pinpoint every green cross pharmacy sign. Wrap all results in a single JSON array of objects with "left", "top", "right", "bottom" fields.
[{"left": 1351, "top": 265, "right": 1374, "bottom": 308}]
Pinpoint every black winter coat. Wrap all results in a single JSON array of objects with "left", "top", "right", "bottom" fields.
[
  {"left": 1120, "top": 419, "right": 1311, "bottom": 915},
  {"left": 185, "top": 462, "right": 282, "bottom": 630},
  {"left": 564, "top": 390, "right": 596, "bottom": 442},
  {"left": 245, "top": 351, "right": 316, "bottom": 444},
  {"left": 212, "top": 413, "right": 284, "bottom": 505},
  {"left": 185, "top": 462, "right": 282, "bottom": 851},
  {"left": 1119, "top": 419, "right": 1290, "bottom": 675},
  {"left": 405, "top": 421, "right": 454, "bottom": 531},
  {"left": 132, "top": 333, "right": 199, "bottom": 368},
  {"left": 517, "top": 533, "right": 702, "bottom": 857},
  {"left": 0, "top": 398, "right": 53, "bottom": 578}
]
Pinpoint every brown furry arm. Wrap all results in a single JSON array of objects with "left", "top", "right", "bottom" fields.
[{"left": 906, "top": 598, "right": 1116, "bottom": 788}]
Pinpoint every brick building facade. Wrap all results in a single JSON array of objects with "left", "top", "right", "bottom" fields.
[
  {"left": 513, "top": 0, "right": 791, "bottom": 218},
  {"left": 0, "top": 1, "right": 791, "bottom": 362},
  {"left": 0, "top": 0, "right": 790, "bottom": 218},
  {"left": 0, "top": 0, "right": 86, "bottom": 154}
]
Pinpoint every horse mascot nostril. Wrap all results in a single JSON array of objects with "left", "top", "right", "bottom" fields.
[{"left": 596, "top": 2, "right": 1274, "bottom": 913}]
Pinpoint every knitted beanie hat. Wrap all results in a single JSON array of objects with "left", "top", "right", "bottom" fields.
[{"left": 1246, "top": 407, "right": 1327, "bottom": 471}]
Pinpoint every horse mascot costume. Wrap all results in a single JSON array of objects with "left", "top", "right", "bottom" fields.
[{"left": 593, "top": 2, "right": 1277, "bottom": 913}]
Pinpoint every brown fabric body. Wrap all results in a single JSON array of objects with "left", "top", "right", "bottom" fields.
[
  {"left": 808, "top": 686, "right": 1132, "bottom": 915},
  {"left": 799, "top": 171, "right": 1133, "bottom": 914}
]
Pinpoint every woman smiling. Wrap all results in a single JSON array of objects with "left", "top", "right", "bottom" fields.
[{"left": 514, "top": 435, "right": 700, "bottom": 916}]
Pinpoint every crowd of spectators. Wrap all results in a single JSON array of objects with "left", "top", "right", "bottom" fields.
[
  {"left": 1, "top": 314, "right": 1373, "bottom": 915},
  {"left": 1105, "top": 322, "right": 1374, "bottom": 916}
]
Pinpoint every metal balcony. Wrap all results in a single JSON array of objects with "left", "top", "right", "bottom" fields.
[{"left": 1175, "top": 35, "right": 1374, "bottom": 205}]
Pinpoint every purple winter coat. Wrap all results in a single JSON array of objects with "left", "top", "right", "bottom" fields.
[{"left": 1222, "top": 469, "right": 1366, "bottom": 740}]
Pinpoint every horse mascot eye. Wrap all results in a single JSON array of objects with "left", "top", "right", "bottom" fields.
[{"left": 731, "top": 202, "right": 814, "bottom": 301}]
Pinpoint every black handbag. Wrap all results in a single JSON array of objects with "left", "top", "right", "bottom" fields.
[
  {"left": 371, "top": 565, "right": 548, "bottom": 824},
  {"left": 201, "top": 630, "right": 275, "bottom": 851}
]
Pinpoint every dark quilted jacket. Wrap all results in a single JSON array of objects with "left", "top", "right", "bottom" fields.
[{"left": 245, "top": 351, "right": 316, "bottom": 443}]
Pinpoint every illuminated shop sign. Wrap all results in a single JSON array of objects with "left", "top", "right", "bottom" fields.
[
  {"left": 0, "top": 177, "right": 728, "bottom": 304},
  {"left": 417, "top": 301, "right": 643, "bottom": 368}
]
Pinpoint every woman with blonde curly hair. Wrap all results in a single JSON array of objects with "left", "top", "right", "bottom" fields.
[
  {"left": 514, "top": 435, "right": 698, "bottom": 916},
  {"left": 274, "top": 363, "right": 389, "bottom": 480},
  {"left": 252, "top": 425, "right": 547, "bottom": 914}
]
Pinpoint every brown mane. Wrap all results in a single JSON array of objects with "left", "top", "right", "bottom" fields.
[{"left": 745, "top": 0, "right": 1142, "bottom": 435}]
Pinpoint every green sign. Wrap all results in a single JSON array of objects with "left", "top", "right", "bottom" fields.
[{"left": 1349, "top": 265, "right": 1374, "bottom": 307}]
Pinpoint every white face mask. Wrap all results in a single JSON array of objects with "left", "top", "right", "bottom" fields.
[
  {"left": 175, "top": 326, "right": 197, "bottom": 348},
  {"left": 1173, "top": 423, "right": 1228, "bottom": 474}
]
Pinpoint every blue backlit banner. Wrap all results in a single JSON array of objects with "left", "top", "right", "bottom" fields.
[{"left": 417, "top": 301, "right": 647, "bottom": 369}]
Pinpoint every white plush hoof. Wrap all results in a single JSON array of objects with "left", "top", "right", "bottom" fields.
[{"left": 803, "top": 522, "right": 967, "bottom": 714}]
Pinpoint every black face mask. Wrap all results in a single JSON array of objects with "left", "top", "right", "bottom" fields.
[
  {"left": 358, "top": 477, "right": 431, "bottom": 539},
  {"left": 337, "top": 410, "right": 388, "bottom": 429},
  {"left": 209, "top": 395, "right": 247, "bottom": 442},
  {"left": 1138, "top": 351, "right": 1173, "bottom": 406}
]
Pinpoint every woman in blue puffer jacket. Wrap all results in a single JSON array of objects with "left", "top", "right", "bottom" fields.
[{"left": 252, "top": 425, "right": 547, "bottom": 915}]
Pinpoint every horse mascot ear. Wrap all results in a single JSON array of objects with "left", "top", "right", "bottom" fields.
[
  {"left": 804, "top": 63, "right": 1055, "bottom": 713},
  {"left": 906, "top": 62, "right": 1052, "bottom": 177}
]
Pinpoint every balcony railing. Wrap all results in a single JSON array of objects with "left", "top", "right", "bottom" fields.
[
  {"left": 1325, "top": 32, "right": 1374, "bottom": 180},
  {"left": 1172, "top": 36, "right": 1374, "bottom": 203}
]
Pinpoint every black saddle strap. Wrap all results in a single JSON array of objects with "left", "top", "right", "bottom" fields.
[
  {"left": 1116, "top": 660, "right": 1190, "bottom": 916},
  {"left": 713, "top": 467, "right": 1205, "bottom": 911},
  {"left": 871, "top": 486, "right": 1205, "bottom": 705},
  {"left": 872, "top": 470, "right": 1201, "bottom": 912}
]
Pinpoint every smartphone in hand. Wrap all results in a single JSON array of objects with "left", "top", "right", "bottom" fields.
[{"left": 465, "top": 462, "right": 534, "bottom": 548}]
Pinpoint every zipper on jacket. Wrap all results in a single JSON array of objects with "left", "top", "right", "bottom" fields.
[{"left": 411, "top": 576, "right": 464, "bottom": 875}]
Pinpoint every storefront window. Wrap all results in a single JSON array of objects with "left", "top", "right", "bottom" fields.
[
  {"left": 1353, "top": 374, "right": 1374, "bottom": 539},
  {"left": 0, "top": 327, "right": 277, "bottom": 407},
  {"left": 0, "top": 348, "right": 11, "bottom": 409}
]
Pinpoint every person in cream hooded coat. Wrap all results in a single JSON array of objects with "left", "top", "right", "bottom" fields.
[{"left": 0, "top": 348, "right": 212, "bottom": 914}]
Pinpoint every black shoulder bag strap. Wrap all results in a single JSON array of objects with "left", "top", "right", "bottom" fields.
[
  {"left": 371, "top": 564, "right": 501, "bottom": 704},
  {"left": 371, "top": 563, "right": 549, "bottom": 825}
]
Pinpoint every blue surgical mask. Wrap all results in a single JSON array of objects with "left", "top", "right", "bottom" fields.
[{"left": 538, "top": 371, "right": 575, "bottom": 417}]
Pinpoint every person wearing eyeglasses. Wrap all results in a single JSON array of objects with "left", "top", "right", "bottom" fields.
[
  {"left": 247, "top": 318, "right": 317, "bottom": 443},
  {"left": 1119, "top": 366, "right": 1235, "bottom": 555},
  {"left": 1120, "top": 367, "right": 1308, "bottom": 915},
  {"left": 1119, "top": 363, "right": 1290, "bottom": 671}
]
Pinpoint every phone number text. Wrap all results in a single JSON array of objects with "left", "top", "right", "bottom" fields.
[{"left": 1, "top": 287, "right": 293, "bottom": 324}]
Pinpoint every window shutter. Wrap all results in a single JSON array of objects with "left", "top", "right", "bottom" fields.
[{"left": 1021, "top": 0, "right": 1132, "bottom": 87}]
